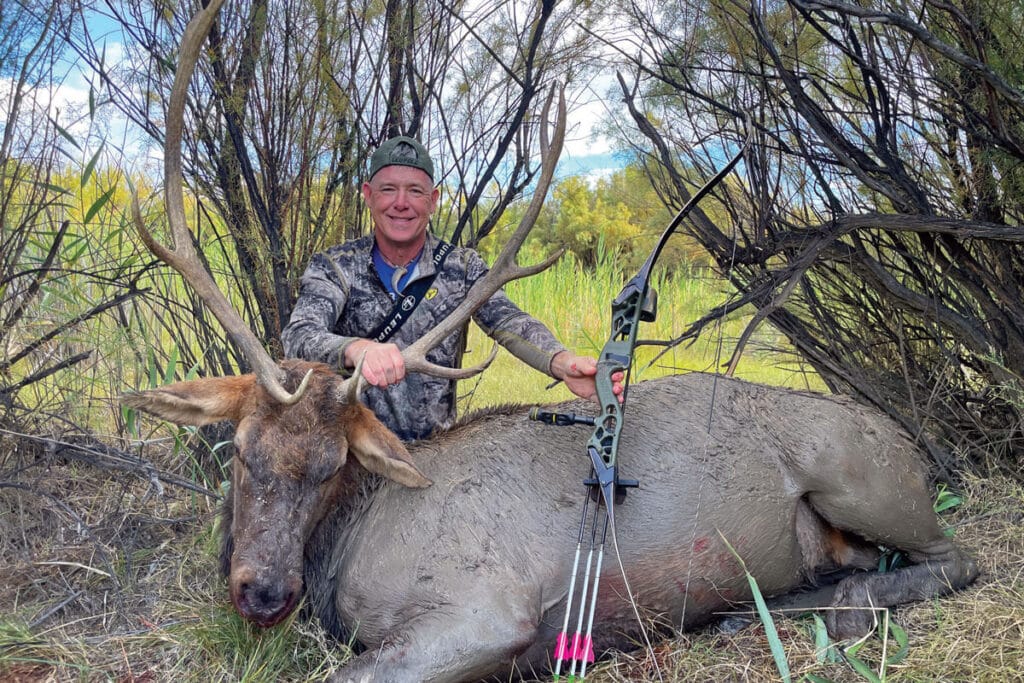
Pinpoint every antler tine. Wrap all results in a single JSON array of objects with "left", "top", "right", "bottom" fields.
[
  {"left": 130, "top": 0, "right": 310, "bottom": 405},
  {"left": 337, "top": 83, "right": 567, "bottom": 399}
]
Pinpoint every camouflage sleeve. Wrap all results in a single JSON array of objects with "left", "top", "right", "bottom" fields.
[
  {"left": 281, "top": 251, "right": 359, "bottom": 370},
  {"left": 467, "top": 251, "right": 568, "bottom": 377}
]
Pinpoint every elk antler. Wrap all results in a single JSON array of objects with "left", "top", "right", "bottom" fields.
[
  {"left": 337, "top": 83, "right": 568, "bottom": 398},
  {"left": 130, "top": 0, "right": 310, "bottom": 405}
]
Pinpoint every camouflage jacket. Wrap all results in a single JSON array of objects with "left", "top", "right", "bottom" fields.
[{"left": 281, "top": 232, "right": 567, "bottom": 441}]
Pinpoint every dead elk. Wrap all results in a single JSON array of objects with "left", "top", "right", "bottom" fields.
[{"left": 122, "top": 360, "right": 978, "bottom": 682}]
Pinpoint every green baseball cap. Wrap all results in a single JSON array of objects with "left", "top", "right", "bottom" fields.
[{"left": 368, "top": 136, "right": 434, "bottom": 182}]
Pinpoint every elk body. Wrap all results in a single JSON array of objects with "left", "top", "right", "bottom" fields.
[{"left": 124, "top": 361, "right": 979, "bottom": 682}]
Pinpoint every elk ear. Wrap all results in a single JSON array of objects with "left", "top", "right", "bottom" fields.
[
  {"left": 346, "top": 406, "right": 432, "bottom": 488},
  {"left": 120, "top": 375, "right": 257, "bottom": 426}
]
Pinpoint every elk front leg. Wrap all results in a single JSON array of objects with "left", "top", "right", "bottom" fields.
[{"left": 329, "top": 606, "right": 539, "bottom": 683}]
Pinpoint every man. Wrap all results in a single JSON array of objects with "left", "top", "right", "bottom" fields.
[{"left": 282, "top": 136, "right": 618, "bottom": 441}]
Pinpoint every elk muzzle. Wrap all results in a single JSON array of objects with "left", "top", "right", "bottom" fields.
[{"left": 229, "top": 562, "right": 303, "bottom": 627}]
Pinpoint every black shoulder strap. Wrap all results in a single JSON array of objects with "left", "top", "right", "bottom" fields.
[{"left": 368, "top": 240, "right": 454, "bottom": 343}]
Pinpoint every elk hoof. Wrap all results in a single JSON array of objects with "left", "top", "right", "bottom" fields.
[
  {"left": 825, "top": 606, "right": 878, "bottom": 640},
  {"left": 826, "top": 575, "right": 880, "bottom": 639}
]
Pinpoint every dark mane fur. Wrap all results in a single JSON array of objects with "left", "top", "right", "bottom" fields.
[{"left": 448, "top": 402, "right": 528, "bottom": 429}]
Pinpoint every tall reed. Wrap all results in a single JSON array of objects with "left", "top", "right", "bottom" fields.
[{"left": 458, "top": 251, "right": 820, "bottom": 413}]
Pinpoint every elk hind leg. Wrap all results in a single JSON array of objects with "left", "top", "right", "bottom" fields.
[
  {"left": 824, "top": 537, "right": 977, "bottom": 638},
  {"left": 804, "top": 448, "right": 978, "bottom": 639}
]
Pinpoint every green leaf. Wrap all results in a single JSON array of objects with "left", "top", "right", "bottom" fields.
[
  {"left": 83, "top": 186, "right": 116, "bottom": 224},
  {"left": 885, "top": 621, "right": 909, "bottom": 665},
  {"left": 52, "top": 120, "right": 82, "bottom": 151},
  {"left": 843, "top": 650, "right": 881, "bottom": 683},
  {"left": 81, "top": 144, "right": 105, "bottom": 188},
  {"left": 12, "top": 176, "right": 73, "bottom": 195},
  {"left": 102, "top": 225, "right": 126, "bottom": 246},
  {"left": 811, "top": 614, "right": 830, "bottom": 663},
  {"left": 748, "top": 574, "right": 792, "bottom": 683},
  {"left": 185, "top": 356, "right": 203, "bottom": 380},
  {"left": 719, "top": 532, "right": 791, "bottom": 682},
  {"left": 933, "top": 484, "right": 963, "bottom": 514},
  {"left": 878, "top": 550, "right": 904, "bottom": 573},
  {"left": 122, "top": 405, "right": 137, "bottom": 439},
  {"left": 164, "top": 344, "right": 180, "bottom": 385},
  {"left": 63, "top": 235, "right": 89, "bottom": 263}
]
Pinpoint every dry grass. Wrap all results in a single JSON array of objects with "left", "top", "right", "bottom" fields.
[{"left": 2, "top": 428, "right": 1021, "bottom": 683}]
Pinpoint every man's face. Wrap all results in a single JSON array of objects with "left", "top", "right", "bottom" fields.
[{"left": 362, "top": 165, "right": 439, "bottom": 255}]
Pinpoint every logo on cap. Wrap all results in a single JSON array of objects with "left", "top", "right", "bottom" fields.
[{"left": 390, "top": 142, "right": 419, "bottom": 165}]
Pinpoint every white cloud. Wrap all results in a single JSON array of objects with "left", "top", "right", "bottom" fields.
[{"left": 558, "top": 69, "right": 625, "bottom": 183}]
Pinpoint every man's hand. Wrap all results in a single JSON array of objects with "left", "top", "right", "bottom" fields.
[
  {"left": 550, "top": 351, "right": 624, "bottom": 404},
  {"left": 344, "top": 339, "right": 405, "bottom": 388}
]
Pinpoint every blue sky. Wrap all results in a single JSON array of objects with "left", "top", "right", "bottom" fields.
[
  {"left": 560, "top": 150, "right": 626, "bottom": 182},
  {"left": 38, "top": 9, "right": 623, "bottom": 181}
]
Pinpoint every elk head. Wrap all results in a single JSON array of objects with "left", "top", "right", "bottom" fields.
[
  {"left": 122, "top": 0, "right": 564, "bottom": 627},
  {"left": 122, "top": 360, "right": 429, "bottom": 625}
]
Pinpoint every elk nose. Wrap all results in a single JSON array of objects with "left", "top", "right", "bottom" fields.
[{"left": 234, "top": 577, "right": 299, "bottom": 627}]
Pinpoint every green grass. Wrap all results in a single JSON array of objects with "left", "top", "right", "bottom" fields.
[{"left": 458, "top": 254, "right": 822, "bottom": 413}]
